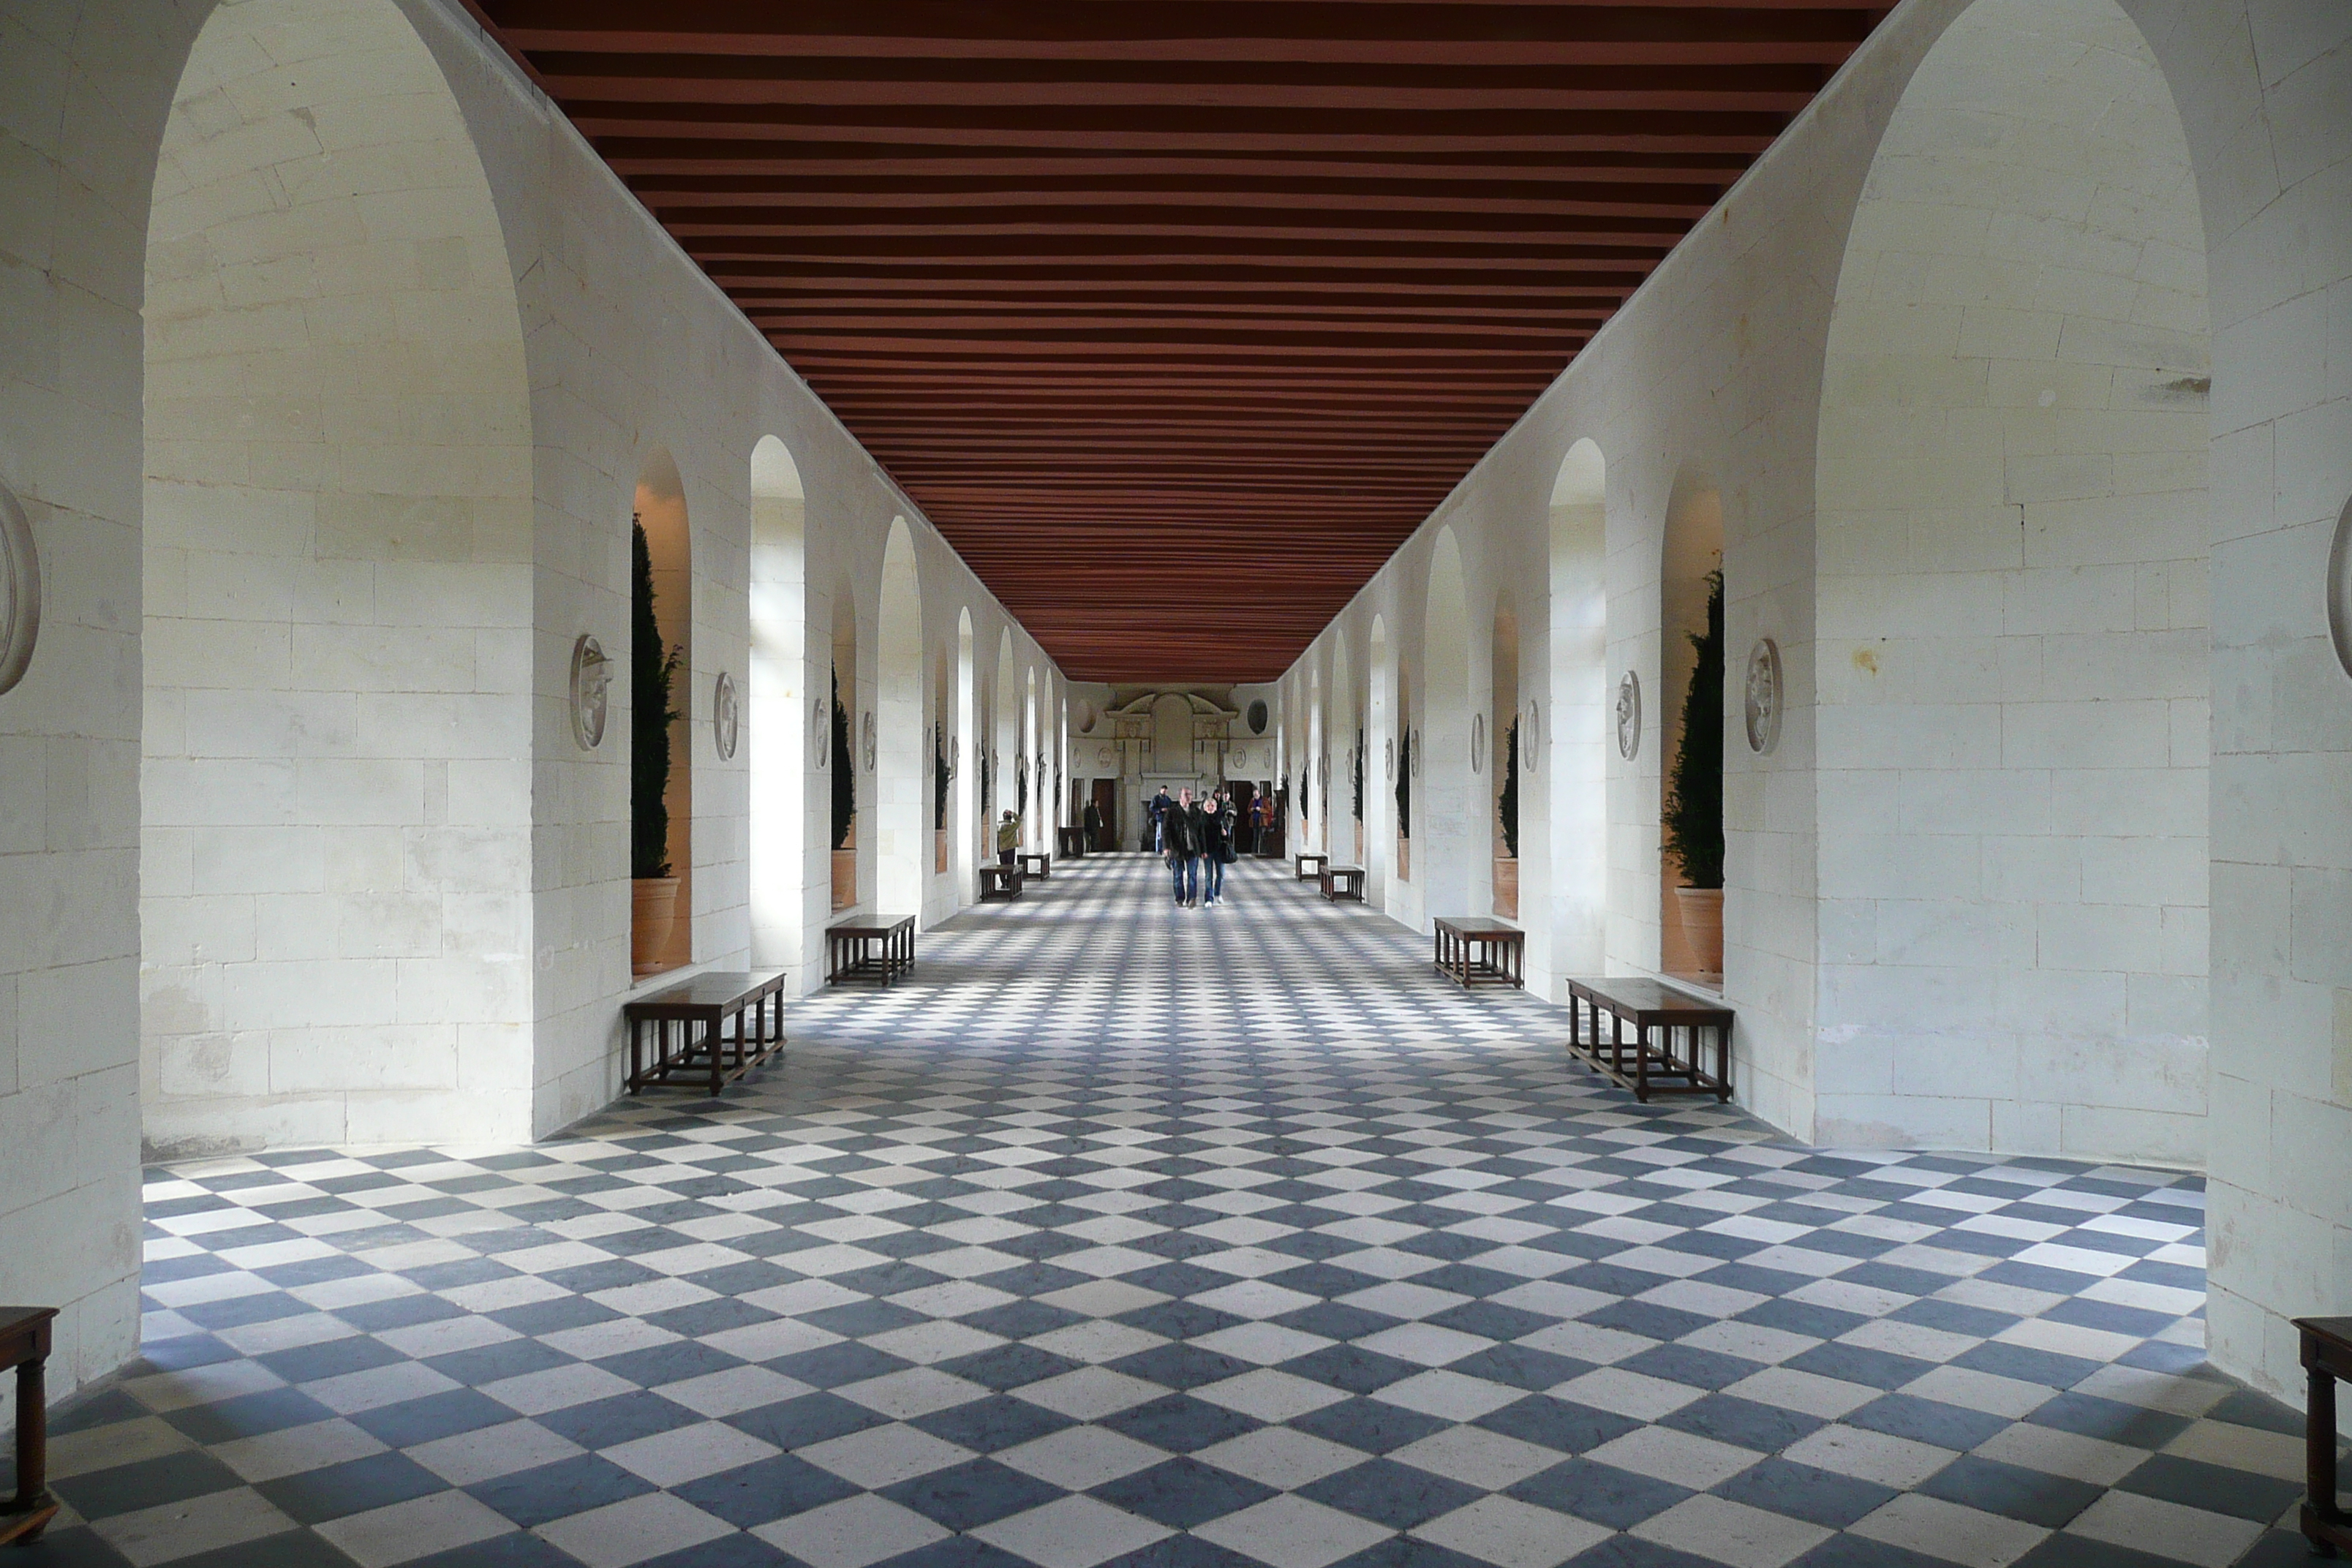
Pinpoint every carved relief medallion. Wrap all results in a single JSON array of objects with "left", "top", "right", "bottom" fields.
[
  {"left": 2332, "top": 497, "right": 2352, "bottom": 680},
  {"left": 568, "top": 634, "right": 611, "bottom": 750},
  {"left": 712, "top": 671, "right": 739, "bottom": 759},
  {"left": 1616, "top": 671, "right": 1641, "bottom": 759},
  {"left": 0, "top": 484, "right": 37, "bottom": 696},
  {"left": 1744, "top": 638, "right": 1783, "bottom": 754}
]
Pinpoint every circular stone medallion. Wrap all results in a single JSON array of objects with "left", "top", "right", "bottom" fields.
[
  {"left": 2331, "top": 497, "right": 2352, "bottom": 681},
  {"left": 568, "top": 634, "right": 611, "bottom": 750},
  {"left": 1744, "top": 638, "right": 1783, "bottom": 755},
  {"left": 1616, "top": 671, "right": 1641, "bottom": 760},
  {"left": 712, "top": 671, "right": 739, "bottom": 759},
  {"left": 862, "top": 710, "right": 878, "bottom": 772},
  {"left": 1524, "top": 700, "right": 1539, "bottom": 772},
  {"left": 0, "top": 485, "right": 39, "bottom": 696}
]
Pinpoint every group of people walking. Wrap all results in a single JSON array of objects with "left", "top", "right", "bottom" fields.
[{"left": 1148, "top": 784, "right": 1240, "bottom": 907}]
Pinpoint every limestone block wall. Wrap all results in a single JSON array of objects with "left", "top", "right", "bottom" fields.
[
  {"left": 140, "top": 0, "right": 538, "bottom": 1153},
  {"left": 2171, "top": 1, "right": 2352, "bottom": 1401},
  {"left": 0, "top": 0, "right": 197, "bottom": 1415},
  {"left": 1812, "top": 0, "right": 2213, "bottom": 1162},
  {"left": 1, "top": 0, "right": 1062, "bottom": 1411}
]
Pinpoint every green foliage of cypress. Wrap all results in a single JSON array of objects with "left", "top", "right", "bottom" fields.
[
  {"left": 933, "top": 723, "right": 949, "bottom": 830},
  {"left": 1663, "top": 568, "right": 1726, "bottom": 889},
  {"left": 1395, "top": 728, "right": 1411, "bottom": 837},
  {"left": 1499, "top": 717, "right": 1519, "bottom": 859},
  {"left": 630, "top": 521, "right": 682, "bottom": 880},
  {"left": 1352, "top": 728, "right": 1365, "bottom": 822},
  {"left": 830, "top": 666, "right": 855, "bottom": 851}
]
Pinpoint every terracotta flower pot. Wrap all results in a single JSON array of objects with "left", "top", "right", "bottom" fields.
[
  {"left": 630, "top": 876, "right": 680, "bottom": 976},
  {"left": 1674, "top": 886, "right": 1725, "bottom": 976},
  {"left": 1493, "top": 857, "right": 1519, "bottom": 919},
  {"left": 831, "top": 848, "right": 856, "bottom": 911}
]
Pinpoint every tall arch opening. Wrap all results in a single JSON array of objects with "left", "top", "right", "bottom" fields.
[
  {"left": 1023, "top": 668, "right": 1040, "bottom": 847},
  {"left": 1368, "top": 617, "right": 1391, "bottom": 902},
  {"left": 1815, "top": 0, "right": 2211, "bottom": 1161},
  {"left": 1422, "top": 529, "right": 1471, "bottom": 919},
  {"left": 749, "top": 437, "right": 805, "bottom": 983},
  {"left": 139, "top": 0, "right": 534, "bottom": 1149},
  {"left": 1491, "top": 597, "right": 1520, "bottom": 918},
  {"left": 954, "top": 611, "right": 976, "bottom": 897},
  {"left": 829, "top": 587, "right": 858, "bottom": 911},
  {"left": 875, "top": 519, "right": 923, "bottom": 916},
  {"left": 992, "top": 630, "right": 1017, "bottom": 863},
  {"left": 630, "top": 448, "right": 693, "bottom": 978},
  {"left": 1331, "top": 637, "right": 1359, "bottom": 867},
  {"left": 1550, "top": 440, "right": 1609, "bottom": 978},
  {"left": 1658, "top": 470, "right": 1724, "bottom": 986}
]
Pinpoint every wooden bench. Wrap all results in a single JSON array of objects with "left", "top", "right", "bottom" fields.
[
  {"left": 826, "top": 913, "right": 916, "bottom": 987},
  {"left": 1563, "top": 976, "right": 1733, "bottom": 1103},
  {"left": 1017, "top": 850, "right": 1051, "bottom": 881},
  {"left": 1319, "top": 864, "right": 1367, "bottom": 902},
  {"left": 979, "top": 864, "right": 1024, "bottom": 901},
  {"left": 1057, "top": 826, "right": 1085, "bottom": 859},
  {"left": 0, "top": 1308, "right": 56, "bottom": 1546},
  {"left": 622, "top": 970, "right": 788, "bottom": 1096},
  {"left": 2299, "top": 1316, "right": 2352, "bottom": 1556},
  {"left": 1434, "top": 916, "right": 1524, "bottom": 988},
  {"left": 1295, "top": 851, "right": 1328, "bottom": 881}
]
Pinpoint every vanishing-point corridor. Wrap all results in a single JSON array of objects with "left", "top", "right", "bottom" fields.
[{"left": 41, "top": 858, "right": 2299, "bottom": 1568}]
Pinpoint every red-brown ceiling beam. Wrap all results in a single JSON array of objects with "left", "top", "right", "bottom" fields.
[
  {"left": 564, "top": 105, "right": 1793, "bottom": 155},
  {"left": 489, "top": 2, "right": 1882, "bottom": 63}
]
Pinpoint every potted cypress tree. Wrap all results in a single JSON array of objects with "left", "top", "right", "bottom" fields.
[
  {"left": 1352, "top": 727, "right": 1365, "bottom": 863},
  {"left": 830, "top": 666, "right": 856, "bottom": 909},
  {"left": 630, "top": 520, "right": 684, "bottom": 976},
  {"left": 934, "top": 722, "right": 950, "bottom": 873},
  {"left": 1394, "top": 728, "right": 1411, "bottom": 881},
  {"left": 1664, "top": 568, "right": 1726, "bottom": 975},
  {"left": 1495, "top": 716, "right": 1519, "bottom": 918}
]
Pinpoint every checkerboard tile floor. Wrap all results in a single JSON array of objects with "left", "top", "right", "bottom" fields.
[{"left": 20, "top": 853, "right": 2316, "bottom": 1568}]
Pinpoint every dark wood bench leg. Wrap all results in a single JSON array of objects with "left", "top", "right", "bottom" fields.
[
  {"left": 4, "top": 1354, "right": 54, "bottom": 1545},
  {"left": 2310, "top": 1355, "right": 2342, "bottom": 1555}
]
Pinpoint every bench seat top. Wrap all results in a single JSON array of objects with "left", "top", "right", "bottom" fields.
[
  {"left": 828, "top": 913, "right": 917, "bottom": 935},
  {"left": 625, "top": 970, "right": 788, "bottom": 1017},
  {"left": 1564, "top": 976, "right": 1730, "bottom": 1019},
  {"left": 1436, "top": 916, "right": 1521, "bottom": 936}
]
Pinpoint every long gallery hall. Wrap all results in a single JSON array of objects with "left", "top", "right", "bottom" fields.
[{"left": 2, "top": 1, "right": 2349, "bottom": 1567}]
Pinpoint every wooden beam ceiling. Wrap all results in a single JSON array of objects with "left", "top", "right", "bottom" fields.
[{"left": 473, "top": 1, "right": 1890, "bottom": 684}]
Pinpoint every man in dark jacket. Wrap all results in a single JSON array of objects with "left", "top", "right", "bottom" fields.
[
  {"left": 1082, "top": 797, "right": 1102, "bottom": 852},
  {"left": 1200, "top": 790, "right": 1233, "bottom": 905},
  {"left": 1164, "top": 785, "right": 1203, "bottom": 906},
  {"left": 1148, "top": 785, "right": 1171, "bottom": 853}
]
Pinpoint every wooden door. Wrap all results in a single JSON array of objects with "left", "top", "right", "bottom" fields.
[{"left": 1089, "top": 778, "right": 1118, "bottom": 850}]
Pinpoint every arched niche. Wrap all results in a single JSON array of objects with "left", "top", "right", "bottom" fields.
[
  {"left": 140, "top": 0, "right": 535, "bottom": 1150},
  {"left": 1368, "top": 615, "right": 1392, "bottom": 902},
  {"left": 875, "top": 519, "right": 923, "bottom": 916},
  {"left": 954, "top": 610, "right": 976, "bottom": 897},
  {"left": 1422, "top": 528, "right": 1471, "bottom": 917},
  {"left": 1658, "top": 467, "right": 1723, "bottom": 985},
  {"left": 748, "top": 435, "right": 805, "bottom": 980},
  {"left": 829, "top": 582, "right": 858, "bottom": 911},
  {"left": 1330, "top": 635, "right": 1359, "bottom": 866},
  {"left": 1814, "top": 0, "right": 2211, "bottom": 1162},
  {"left": 632, "top": 446, "right": 695, "bottom": 976},
  {"left": 1491, "top": 595, "right": 1520, "bottom": 918},
  {"left": 1549, "top": 440, "right": 1609, "bottom": 978},
  {"left": 992, "top": 629, "right": 1017, "bottom": 860}
]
